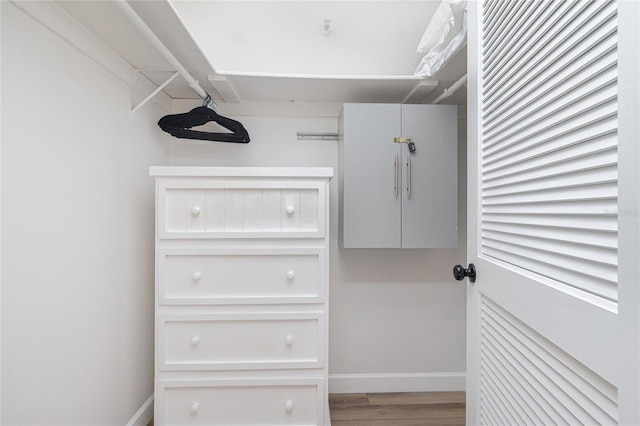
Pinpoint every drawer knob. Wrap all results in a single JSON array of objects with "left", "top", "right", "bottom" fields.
[
  {"left": 191, "top": 206, "right": 201, "bottom": 217},
  {"left": 190, "top": 402, "right": 200, "bottom": 415},
  {"left": 192, "top": 271, "right": 202, "bottom": 281},
  {"left": 286, "top": 270, "right": 295, "bottom": 280},
  {"left": 190, "top": 336, "right": 200, "bottom": 346},
  {"left": 285, "top": 335, "right": 294, "bottom": 346},
  {"left": 286, "top": 205, "right": 295, "bottom": 215},
  {"left": 284, "top": 400, "right": 294, "bottom": 412}
]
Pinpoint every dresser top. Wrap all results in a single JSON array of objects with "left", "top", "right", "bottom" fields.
[{"left": 150, "top": 166, "right": 333, "bottom": 178}]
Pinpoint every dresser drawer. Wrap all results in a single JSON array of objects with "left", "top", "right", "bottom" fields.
[
  {"left": 159, "top": 248, "right": 325, "bottom": 305},
  {"left": 158, "top": 313, "right": 324, "bottom": 371},
  {"left": 157, "top": 180, "right": 326, "bottom": 238},
  {"left": 158, "top": 378, "right": 324, "bottom": 426}
]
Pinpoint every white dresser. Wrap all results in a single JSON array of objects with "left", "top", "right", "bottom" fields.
[{"left": 150, "top": 167, "right": 333, "bottom": 426}]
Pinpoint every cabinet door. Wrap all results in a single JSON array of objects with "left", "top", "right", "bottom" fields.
[
  {"left": 401, "top": 105, "right": 458, "bottom": 248},
  {"left": 341, "top": 104, "right": 401, "bottom": 248}
]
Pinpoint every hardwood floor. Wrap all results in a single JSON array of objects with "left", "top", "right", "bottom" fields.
[{"left": 329, "top": 391, "right": 466, "bottom": 426}]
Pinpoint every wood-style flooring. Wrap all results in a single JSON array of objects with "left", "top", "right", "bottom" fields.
[{"left": 328, "top": 391, "right": 466, "bottom": 426}]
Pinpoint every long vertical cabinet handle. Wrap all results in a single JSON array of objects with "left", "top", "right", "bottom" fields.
[
  {"left": 394, "top": 155, "right": 399, "bottom": 197},
  {"left": 407, "top": 157, "right": 412, "bottom": 198}
]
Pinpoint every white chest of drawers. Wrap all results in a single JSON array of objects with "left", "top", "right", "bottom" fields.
[{"left": 150, "top": 167, "right": 333, "bottom": 426}]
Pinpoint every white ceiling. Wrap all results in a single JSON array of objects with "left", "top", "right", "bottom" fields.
[
  {"left": 55, "top": 0, "right": 467, "bottom": 105},
  {"left": 171, "top": 1, "right": 438, "bottom": 76}
]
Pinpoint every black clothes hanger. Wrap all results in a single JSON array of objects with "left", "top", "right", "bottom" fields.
[{"left": 158, "top": 100, "right": 250, "bottom": 143}]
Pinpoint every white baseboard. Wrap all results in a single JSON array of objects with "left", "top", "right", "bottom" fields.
[
  {"left": 126, "top": 394, "right": 154, "bottom": 426},
  {"left": 328, "top": 372, "right": 466, "bottom": 394}
]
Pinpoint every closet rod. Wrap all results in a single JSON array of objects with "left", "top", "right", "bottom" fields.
[
  {"left": 432, "top": 74, "right": 467, "bottom": 104},
  {"left": 114, "top": 0, "right": 212, "bottom": 104},
  {"left": 297, "top": 132, "right": 340, "bottom": 141}
]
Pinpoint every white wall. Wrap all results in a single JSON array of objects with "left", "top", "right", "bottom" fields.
[
  {"left": 170, "top": 99, "right": 467, "bottom": 392},
  {"left": 1, "top": 2, "right": 168, "bottom": 424}
]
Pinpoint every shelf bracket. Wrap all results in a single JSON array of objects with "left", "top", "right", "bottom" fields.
[
  {"left": 131, "top": 71, "right": 179, "bottom": 115},
  {"left": 208, "top": 74, "right": 241, "bottom": 103}
]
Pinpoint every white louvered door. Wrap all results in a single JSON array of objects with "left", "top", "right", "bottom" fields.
[{"left": 466, "top": 0, "right": 639, "bottom": 425}]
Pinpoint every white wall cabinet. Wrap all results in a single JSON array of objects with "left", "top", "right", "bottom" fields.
[
  {"left": 151, "top": 167, "right": 332, "bottom": 426},
  {"left": 338, "top": 103, "right": 457, "bottom": 248}
]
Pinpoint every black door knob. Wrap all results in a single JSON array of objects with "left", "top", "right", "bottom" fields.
[{"left": 453, "top": 263, "right": 476, "bottom": 283}]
